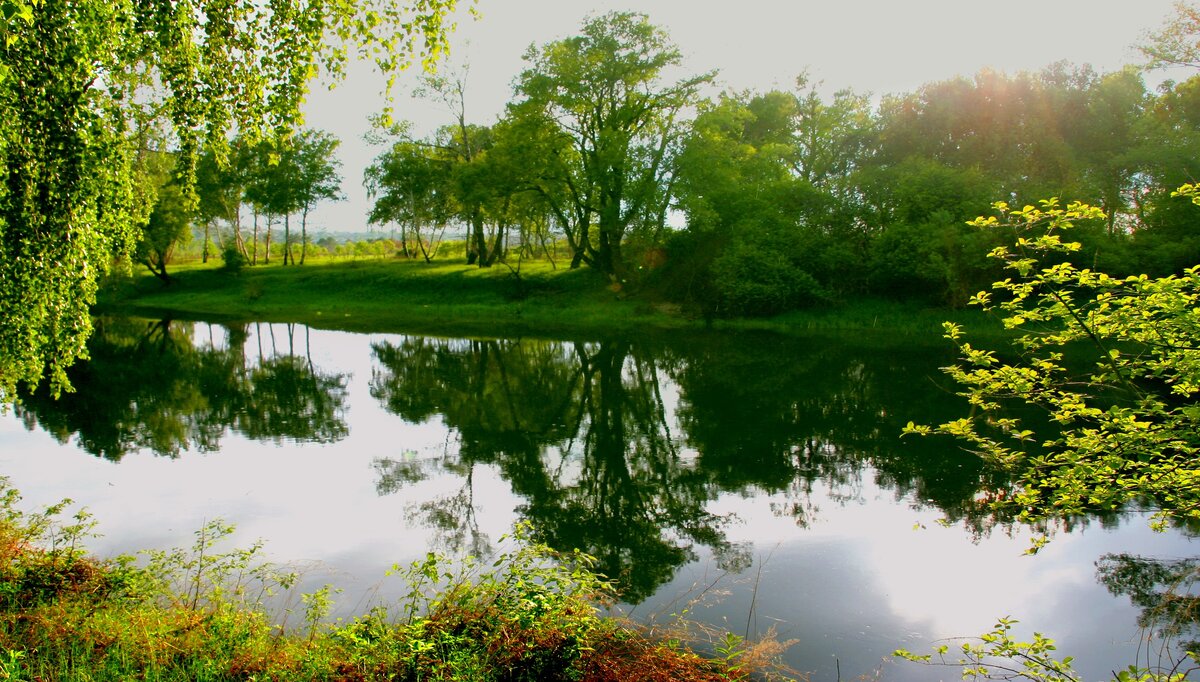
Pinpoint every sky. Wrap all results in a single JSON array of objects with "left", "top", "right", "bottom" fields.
[{"left": 303, "top": 0, "right": 1188, "bottom": 234}]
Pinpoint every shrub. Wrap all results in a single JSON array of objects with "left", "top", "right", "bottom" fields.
[
  {"left": 220, "top": 244, "right": 247, "bottom": 274},
  {"left": 710, "top": 243, "right": 827, "bottom": 317}
]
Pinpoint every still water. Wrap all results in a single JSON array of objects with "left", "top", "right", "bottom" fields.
[{"left": 2, "top": 317, "right": 1194, "bottom": 680}]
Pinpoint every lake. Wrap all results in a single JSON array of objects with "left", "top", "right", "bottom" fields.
[{"left": 2, "top": 317, "right": 1194, "bottom": 680}]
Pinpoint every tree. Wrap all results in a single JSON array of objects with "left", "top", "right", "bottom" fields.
[
  {"left": 906, "top": 195, "right": 1200, "bottom": 534},
  {"left": 1141, "top": 1, "right": 1200, "bottom": 70},
  {"left": 1069, "top": 68, "right": 1149, "bottom": 235},
  {"left": 899, "top": 192, "right": 1200, "bottom": 682},
  {"left": 137, "top": 180, "right": 193, "bottom": 284},
  {"left": 481, "top": 111, "right": 568, "bottom": 265},
  {"left": 195, "top": 143, "right": 251, "bottom": 263},
  {"left": 670, "top": 86, "right": 876, "bottom": 315},
  {"left": 789, "top": 73, "right": 877, "bottom": 198},
  {"left": 412, "top": 68, "right": 504, "bottom": 266},
  {"left": 283, "top": 130, "right": 344, "bottom": 265},
  {"left": 365, "top": 138, "right": 454, "bottom": 262},
  {"left": 242, "top": 138, "right": 287, "bottom": 265},
  {"left": 512, "top": 11, "right": 713, "bottom": 279},
  {"left": 674, "top": 92, "right": 797, "bottom": 237},
  {"left": 1124, "top": 76, "right": 1200, "bottom": 275},
  {"left": 0, "top": 0, "right": 461, "bottom": 402}
]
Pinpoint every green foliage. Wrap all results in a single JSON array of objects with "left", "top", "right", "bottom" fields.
[
  {"left": 901, "top": 186, "right": 1200, "bottom": 682},
  {"left": 137, "top": 178, "right": 194, "bottom": 284},
  {"left": 365, "top": 136, "right": 456, "bottom": 263},
  {"left": 220, "top": 244, "right": 247, "bottom": 274},
  {"left": 0, "top": 0, "right": 460, "bottom": 403},
  {"left": 895, "top": 618, "right": 1078, "bottom": 681},
  {"left": 0, "top": 649, "right": 23, "bottom": 681},
  {"left": 710, "top": 242, "right": 827, "bottom": 317},
  {"left": 896, "top": 617, "right": 1199, "bottom": 682},
  {"left": 1141, "top": 2, "right": 1200, "bottom": 70},
  {"left": 370, "top": 522, "right": 615, "bottom": 680},
  {"left": 513, "top": 11, "right": 714, "bottom": 278},
  {"left": 265, "top": 129, "right": 345, "bottom": 266},
  {"left": 0, "top": 479, "right": 768, "bottom": 681},
  {"left": 910, "top": 196, "right": 1200, "bottom": 531}
]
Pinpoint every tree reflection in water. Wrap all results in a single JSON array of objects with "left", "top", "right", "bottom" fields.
[
  {"left": 16, "top": 319, "right": 1183, "bottom": 622},
  {"left": 368, "top": 332, "right": 1039, "bottom": 602},
  {"left": 370, "top": 337, "right": 735, "bottom": 602},
  {"left": 15, "top": 318, "right": 349, "bottom": 460},
  {"left": 1097, "top": 549, "right": 1200, "bottom": 657}
]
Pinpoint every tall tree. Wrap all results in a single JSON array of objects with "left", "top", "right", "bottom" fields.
[
  {"left": 512, "top": 11, "right": 713, "bottom": 278},
  {"left": 413, "top": 68, "right": 502, "bottom": 266},
  {"left": 790, "top": 74, "right": 878, "bottom": 198},
  {"left": 365, "top": 139, "right": 454, "bottom": 262},
  {"left": 1141, "top": 0, "right": 1200, "bottom": 70},
  {"left": 195, "top": 142, "right": 251, "bottom": 262},
  {"left": 242, "top": 138, "right": 290, "bottom": 265},
  {"left": 287, "top": 130, "right": 344, "bottom": 264},
  {"left": 137, "top": 179, "right": 193, "bottom": 284},
  {"left": 0, "top": 0, "right": 461, "bottom": 401}
]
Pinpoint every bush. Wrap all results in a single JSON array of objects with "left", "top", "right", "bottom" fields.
[
  {"left": 220, "top": 244, "right": 247, "bottom": 274},
  {"left": 710, "top": 243, "right": 827, "bottom": 317}
]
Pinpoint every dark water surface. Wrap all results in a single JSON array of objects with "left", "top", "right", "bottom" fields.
[{"left": 2, "top": 317, "right": 1194, "bottom": 680}]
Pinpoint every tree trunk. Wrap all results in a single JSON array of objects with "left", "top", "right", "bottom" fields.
[
  {"left": 202, "top": 221, "right": 210, "bottom": 263},
  {"left": 485, "top": 222, "right": 506, "bottom": 266},
  {"left": 282, "top": 212, "right": 292, "bottom": 265},
  {"left": 471, "top": 209, "right": 490, "bottom": 267},
  {"left": 252, "top": 208, "right": 260, "bottom": 266},
  {"left": 300, "top": 205, "right": 309, "bottom": 265},
  {"left": 139, "top": 256, "right": 172, "bottom": 284},
  {"left": 564, "top": 218, "right": 588, "bottom": 269},
  {"left": 263, "top": 215, "right": 272, "bottom": 264},
  {"left": 233, "top": 204, "right": 246, "bottom": 258}
]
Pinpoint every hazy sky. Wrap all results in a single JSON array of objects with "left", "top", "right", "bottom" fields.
[{"left": 303, "top": 0, "right": 1187, "bottom": 233}]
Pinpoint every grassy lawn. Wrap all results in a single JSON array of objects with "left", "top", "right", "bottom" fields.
[
  {"left": 100, "top": 258, "right": 682, "bottom": 338},
  {"left": 99, "top": 256, "right": 1000, "bottom": 340}
]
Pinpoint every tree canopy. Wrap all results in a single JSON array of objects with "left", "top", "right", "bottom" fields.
[
  {"left": 511, "top": 11, "right": 713, "bottom": 278},
  {"left": 0, "top": 0, "right": 461, "bottom": 401}
]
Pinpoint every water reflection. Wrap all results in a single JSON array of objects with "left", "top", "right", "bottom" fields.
[
  {"left": 1097, "top": 550, "right": 1200, "bottom": 655},
  {"left": 664, "top": 334, "right": 1012, "bottom": 528},
  {"left": 366, "top": 333, "right": 1040, "bottom": 601},
  {"left": 370, "top": 338, "right": 734, "bottom": 601},
  {"left": 16, "top": 318, "right": 349, "bottom": 459},
  {"left": 7, "top": 318, "right": 1195, "bottom": 679}
]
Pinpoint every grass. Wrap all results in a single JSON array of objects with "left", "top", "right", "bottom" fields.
[
  {"left": 99, "top": 255, "right": 1001, "bottom": 340},
  {"left": 99, "top": 258, "right": 689, "bottom": 339},
  {"left": 0, "top": 479, "right": 798, "bottom": 681}
]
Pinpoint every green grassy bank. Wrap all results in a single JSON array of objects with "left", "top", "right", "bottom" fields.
[{"left": 98, "top": 257, "right": 996, "bottom": 340}]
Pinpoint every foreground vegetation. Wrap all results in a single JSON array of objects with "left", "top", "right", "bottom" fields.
[
  {"left": 0, "top": 480, "right": 792, "bottom": 682},
  {"left": 898, "top": 198, "right": 1200, "bottom": 679}
]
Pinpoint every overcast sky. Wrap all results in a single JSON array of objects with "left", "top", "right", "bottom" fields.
[{"left": 303, "top": 0, "right": 1187, "bottom": 234}]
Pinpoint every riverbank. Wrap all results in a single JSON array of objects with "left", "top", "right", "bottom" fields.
[
  {"left": 0, "top": 480, "right": 793, "bottom": 681},
  {"left": 98, "top": 257, "right": 999, "bottom": 341}
]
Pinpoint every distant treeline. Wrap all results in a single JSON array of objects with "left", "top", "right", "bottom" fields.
[{"left": 178, "top": 11, "right": 1200, "bottom": 317}]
